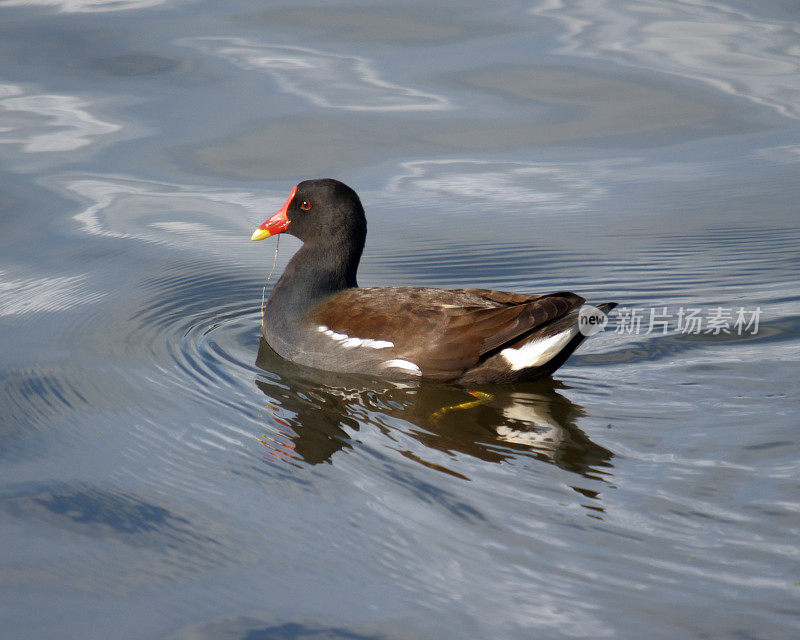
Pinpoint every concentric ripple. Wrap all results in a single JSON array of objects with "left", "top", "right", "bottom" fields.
[{"left": 108, "top": 266, "right": 275, "bottom": 495}]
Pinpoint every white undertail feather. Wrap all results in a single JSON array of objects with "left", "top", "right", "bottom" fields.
[{"left": 500, "top": 326, "right": 579, "bottom": 371}]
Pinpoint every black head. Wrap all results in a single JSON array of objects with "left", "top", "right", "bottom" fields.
[
  {"left": 251, "top": 178, "right": 366, "bottom": 249},
  {"left": 288, "top": 179, "right": 366, "bottom": 244}
]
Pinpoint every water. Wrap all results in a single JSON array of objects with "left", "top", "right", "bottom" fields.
[{"left": 1, "top": 1, "right": 799, "bottom": 638}]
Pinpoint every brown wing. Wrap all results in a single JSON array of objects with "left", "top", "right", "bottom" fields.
[{"left": 310, "top": 287, "right": 584, "bottom": 381}]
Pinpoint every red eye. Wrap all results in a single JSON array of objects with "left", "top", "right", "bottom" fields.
[{"left": 300, "top": 200, "right": 311, "bottom": 211}]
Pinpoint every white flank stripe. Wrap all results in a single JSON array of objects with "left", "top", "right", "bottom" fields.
[
  {"left": 500, "top": 327, "right": 578, "bottom": 371},
  {"left": 381, "top": 359, "right": 422, "bottom": 375},
  {"left": 317, "top": 325, "right": 393, "bottom": 349}
]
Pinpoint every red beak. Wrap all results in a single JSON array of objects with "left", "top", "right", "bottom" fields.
[{"left": 251, "top": 185, "right": 296, "bottom": 241}]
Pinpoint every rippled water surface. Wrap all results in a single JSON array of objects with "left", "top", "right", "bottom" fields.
[{"left": 2, "top": 1, "right": 799, "bottom": 638}]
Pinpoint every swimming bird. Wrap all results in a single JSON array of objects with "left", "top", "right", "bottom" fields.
[{"left": 252, "top": 178, "right": 615, "bottom": 383}]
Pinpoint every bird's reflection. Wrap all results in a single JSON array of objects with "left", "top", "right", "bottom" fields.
[{"left": 255, "top": 339, "right": 613, "bottom": 501}]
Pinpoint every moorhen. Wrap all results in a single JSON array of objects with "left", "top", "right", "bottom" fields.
[{"left": 251, "top": 178, "right": 615, "bottom": 384}]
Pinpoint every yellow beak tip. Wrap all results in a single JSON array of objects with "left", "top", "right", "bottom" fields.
[{"left": 251, "top": 228, "right": 271, "bottom": 241}]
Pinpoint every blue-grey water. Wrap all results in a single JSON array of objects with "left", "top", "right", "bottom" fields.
[{"left": 1, "top": 1, "right": 799, "bottom": 638}]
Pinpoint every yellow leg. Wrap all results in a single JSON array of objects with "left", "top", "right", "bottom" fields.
[{"left": 430, "top": 391, "right": 493, "bottom": 422}]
